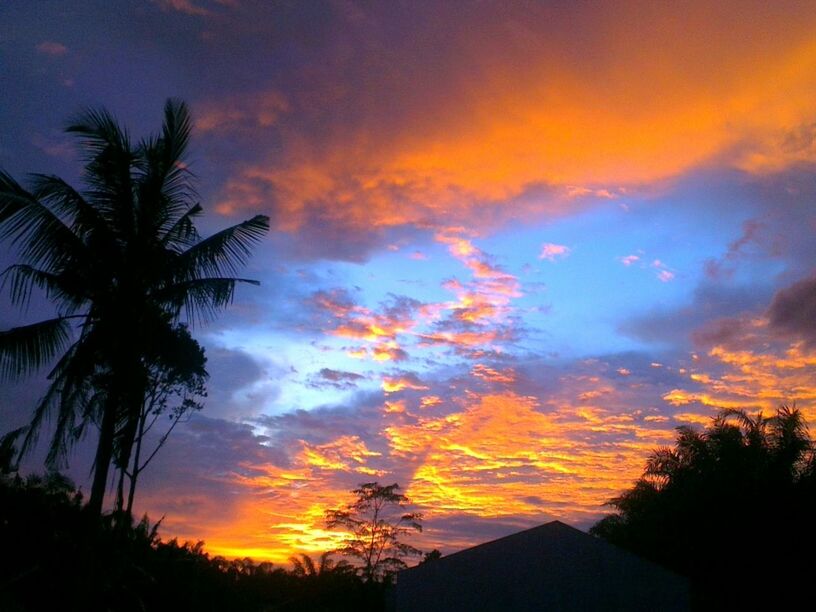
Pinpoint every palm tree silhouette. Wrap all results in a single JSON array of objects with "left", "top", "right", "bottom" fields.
[
  {"left": 592, "top": 404, "right": 816, "bottom": 610},
  {"left": 289, "top": 552, "right": 353, "bottom": 578},
  {"left": 0, "top": 99, "right": 269, "bottom": 515}
]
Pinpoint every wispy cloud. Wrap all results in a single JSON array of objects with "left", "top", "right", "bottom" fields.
[
  {"left": 35, "top": 41, "right": 68, "bottom": 56},
  {"left": 152, "top": 0, "right": 213, "bottom": 16},
  {"left": 539, "top": 243, "right": 571, "bottom": 262},
  {"left": 652, "top": 259, "right": 675, "bottom": 282}
]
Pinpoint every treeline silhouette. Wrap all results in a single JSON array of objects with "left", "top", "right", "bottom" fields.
[
  {"left": 0, "top": 471, "right": 387, "bottom": 611},
  {"left": 591, "top": 405, "right": 816, "bottom": 611}
]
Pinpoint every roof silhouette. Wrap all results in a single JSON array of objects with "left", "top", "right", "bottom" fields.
[{"left": 392, "top": 520, "right": 690, "bottom": 611}]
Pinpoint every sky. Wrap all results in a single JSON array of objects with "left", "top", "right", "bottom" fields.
[{"left": 2, "top": 0, "right": 816, "bottom": 563}]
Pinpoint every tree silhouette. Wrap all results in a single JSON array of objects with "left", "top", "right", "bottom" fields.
[
  {"left": 289, "top": 552, "right": 354, "bottom": 579},
  {"left": 0, "top": 99, "right": 269, "bottom": 515},
  {"left": 0, "top": 427, "right": 24, "bottom": 475},
  {"left": 591, "top": 405, "right": 816, "bottom": 610},
  {"left": 418, "top": 548, "right": 442, "bottom": 564},
  {"left": 114, "top": 325, "right": 207, "bottom": 517},
  {"left": 326, "top": 482, "right": 423, "bottom": 582}
]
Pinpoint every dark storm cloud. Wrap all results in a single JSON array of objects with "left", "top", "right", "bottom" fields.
[
  {"left": 704, "top": 219, "right": 766, "bottom": 281},
  {"left": 133, "top": 414, "right": 288, "bottom": 528},
  {"left": 254, "top": 391, "right": 385, "bottom": 449},
  {"left": 767, "top": 273, "right": 816, "bottom": 347},
  {"left": 307, "top": 368, "right": 365, "bottom": 390},
  {"left": 620, "top": 283, "right": 772, "bottom": 348},
  {"left": 201, "top": 346, "right": 281, "bottom": 419}
]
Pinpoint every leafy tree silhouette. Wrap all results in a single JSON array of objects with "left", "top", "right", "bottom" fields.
[
  {"left": 0, "top": 99, "right": 269, "bottom": 516},
  {"left": 115, "top": 325, "right": 207, "bottom": 517},
  {"left": 418, "top": 548, "right": 442, "bottom": 564},
  {"left": 326, "top": 482, "right": 423, "bottom": 582},
  {"left": 591, "top": 405, "right": 816, "bottom": 611}
]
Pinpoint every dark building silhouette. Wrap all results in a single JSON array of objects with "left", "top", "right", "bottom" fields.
[{"left": 392, "top": 521, "right": 690, "bottom": 611}]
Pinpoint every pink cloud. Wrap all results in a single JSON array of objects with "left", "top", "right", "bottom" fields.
[
  {"left": 36, "top": 41, "right": 68, "bottom": 56},
  {"left": 539, "top": 243, "right": 571, "bottom": 262},
  {"left": 196, "top": 91, "right": 289, "bottom": 133},
  {"left": 651, "top": 259, "right": 676, "bottom": 282},
  {"left": 152, "top": 0, "right": 211, "bottom": 16}
]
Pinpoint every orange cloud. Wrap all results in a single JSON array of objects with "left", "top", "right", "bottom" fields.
[
  {"left": 382, "top": 376, "right": 429, "bottom": 393},
  {"left": 420, "top": 395, "right": 443, "bottom": 409},
  {"left": 311, "top": 290, "right": 417, "bottom": 362},
  {"left": 432, "top": 232, "right": 522, "bottom": 339},
  {"left": 661, "top": 311, "right": 816, "bottom": 427},
  {"left": 197, "top": 91, "right": 289, "bottom": 135},
  {"left": 399, "top": 392, "right": 674, "bottom": 521},
  {"left": 311, "top": 234, "right": 523, "bottom": 359},
  {"left": 301, "top": 435, "right": 383, "bottom": 475},
  {"left": 154, "top": 436, "right": 386, "bottom": 563},
  {"left": 471, "top": 364, "right": 516, "bottom": 384},
  {"left": 211, "top": 2, "right": 816, "bottom": 235}
]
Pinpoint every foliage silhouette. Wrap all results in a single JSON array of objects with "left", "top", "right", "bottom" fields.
[
  {"left": 326, "top": 482, "right": 423, "bottom": 582},
  {"left": 418, "top": 548, "right": 442, "bottom": 564},
  {"left": 0, "top": 470, "right": 388, "bottom": 611},
  {"left": 289, "top": 551, "right": 354, "bottom": 578},
  {"left": 591, "top": 405, "right": 816, "bottom": 611},
  {"left": 0, "top": 99, "right": 269, "bottom": 516}
]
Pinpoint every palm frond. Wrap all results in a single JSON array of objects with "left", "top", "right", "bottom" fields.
[
  {"left": 1, "top": 264, "right": 88, "bottom": 312},
  {"left": 39, "top": 334, "right": 106, "bottom": 467},
  {"left": 302, "top": 553, "right": 317, "bottom": 576},
  {"left": 289, "top": 555, "right": 308, "bottom": 577},
  {"left": 160, "top": 204, "right": 202, "bottom": 250},
  {"left": 18, "top": 359, "right": 66, "bottom": 459},
  {"left": 0, "top": 318, "right": 73, "bottom": 381},
  {"left": 67, "top": 107, "right": 136, "bottom": 236},
  {"left": 154, "top": 99, "right": 194, "bottom": 205},
  {"left": 172, "top": 215, "right": 269, "bottom": 280},
  {"left": 29, "top": 173, "right": 108, "bottom": 241},
  {"left": 0, "top": 171, "right": 86, "bottom": 271},
  {"left": 47, "top": 377, "right": 96, "bottom": 468},
  {"left": 66, "top": 106, "right": 130, "bottom": 158},
  {"left": 134, "top": 99, "right": 196, "bottom": 239},
  {"left": 155, "top": 277, "right": 259, "bottom": 324},
  {"left": 162, "top": 99, "right": 193, "bottom": 162},
  {"left": 17, "top": 370, "right": 92, "bottom": 470},
  {"left": 0, "top": 426, "right": 26, "bottom": 472}
]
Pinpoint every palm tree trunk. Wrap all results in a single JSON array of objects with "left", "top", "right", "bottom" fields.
[
  {"left": 88, "top": 402, "right": 116, "bottom": 516},
  {"left": 114, "top": 414, "right": 138, "bottom": 515},
  {"left": 115, "top": 465, "right": 126, "bottom": 513},
  {"left": 125, "top": 410, "right": 146, "bottom": 518}
]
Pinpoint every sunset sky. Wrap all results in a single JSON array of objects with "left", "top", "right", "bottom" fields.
[{"left": 2, "top": 0, "right": 816, "bottom": 563}]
